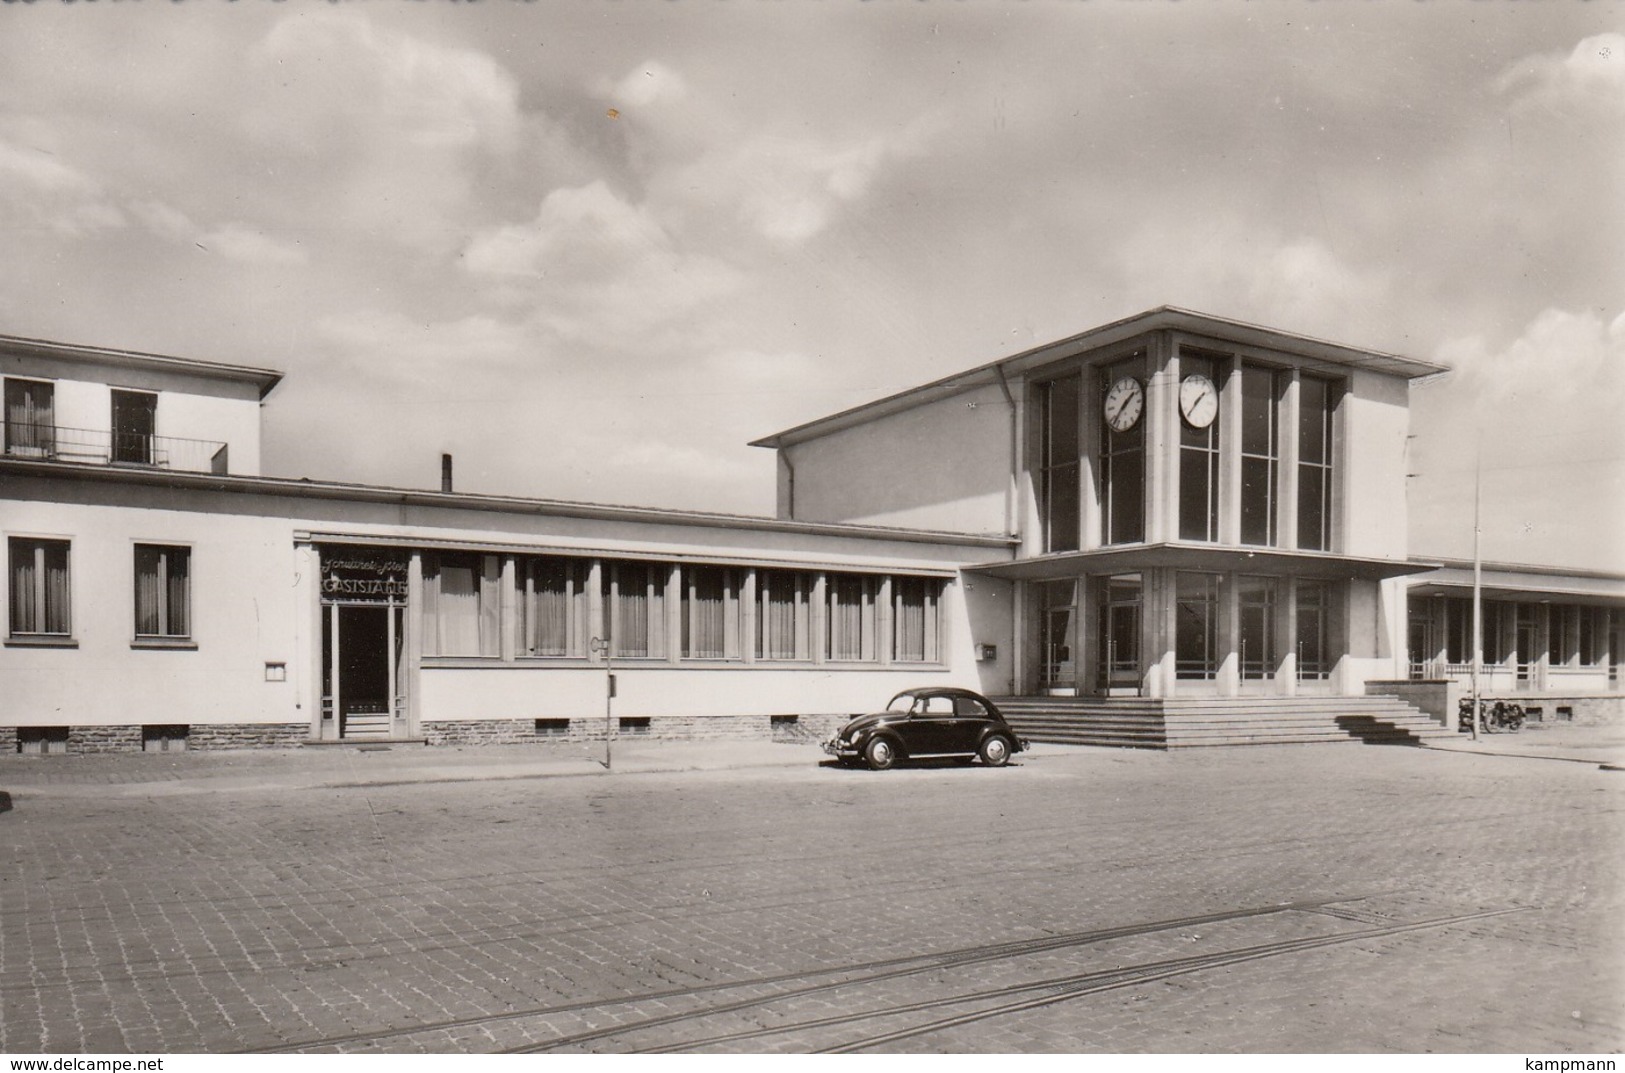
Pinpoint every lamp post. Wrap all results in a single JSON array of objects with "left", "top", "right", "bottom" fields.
[
  {"left": 1469, "top": 445, "right": 1484, "bottom": 741},
  {"left": 589, "top": 636, "right": 614, "bottom": 769}
]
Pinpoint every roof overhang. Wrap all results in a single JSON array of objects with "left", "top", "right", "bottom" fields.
[
  {"left": 967, "top": 542, "right": 1434, "bottom": 582},
  {"left": 0, "top": 333, "right": 284, "bottom": 399},
  {"left": 752, "top": 306, "right": 1449, "bottom": 449},
  {"left": 1406, "top": 559, "right": 1625, "bottom": 607}
]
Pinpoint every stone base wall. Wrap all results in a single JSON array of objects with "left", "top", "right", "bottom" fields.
[
  {"left": 424, "top": 712, "right": 851, "bottom": 747},
  {"left": 188, "top": 723, "right": 310, "bottom": 749},
  {"left": 3, "top": 723, "right": 309, "bottom": 753},
  {"left": 1504, "top": 695, "right": 1625, "bottom": 726}
]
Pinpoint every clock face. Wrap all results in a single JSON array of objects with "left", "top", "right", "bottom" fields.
[
  {"left": 1103, "top": 376, "right": 1143, "bottom": 433},
  {"left": 1179, "top": 373, "right": 1219, "bottom": 429}
]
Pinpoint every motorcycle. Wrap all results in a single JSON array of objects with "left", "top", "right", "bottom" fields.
[{"left": 1457, "top": 697, "right": 1525, "bottom": 733}]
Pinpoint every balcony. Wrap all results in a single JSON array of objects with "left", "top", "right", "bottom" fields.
[{"left": 3, "top": 422, "right": 228, "bottom": 474}]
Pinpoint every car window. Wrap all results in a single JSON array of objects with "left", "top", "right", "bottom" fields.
[
  {"left": 953, "top": 697, "right": 988, "bottom": 718},
  {"left": 919, "top": 696, "right": 955, "bottom": 717},
  {"left": 886, "top": 695, "right": 917, "bottom": 714}
]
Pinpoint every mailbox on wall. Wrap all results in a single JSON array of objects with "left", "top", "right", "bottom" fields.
[{"left": 977, "top": 644, "right": 997, "bottom": 662}]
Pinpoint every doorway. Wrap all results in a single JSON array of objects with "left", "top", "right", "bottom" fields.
[
  {"left": 1038, "top": 580, "right": 1079, "bottom": 694},
  {"left": 322, "top": 602, "right": 406, "bottom": 739},
  {"left": 1097, "top": 573, "right": 1142, "bottom": 695}
]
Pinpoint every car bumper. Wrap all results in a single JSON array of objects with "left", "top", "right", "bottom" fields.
[{"left": 822, "top": 739, "right": 860, "bottom": 759}]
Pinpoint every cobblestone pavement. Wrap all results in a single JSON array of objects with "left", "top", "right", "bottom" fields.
[{"left": 1, "top": 742, "right": 1620, "bottom": 1054}]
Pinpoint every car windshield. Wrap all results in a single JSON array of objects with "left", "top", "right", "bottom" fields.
[{"left": 885, "top": 693, "right": 923, "bottom": 714}]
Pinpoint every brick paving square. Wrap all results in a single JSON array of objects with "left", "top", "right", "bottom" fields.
[{"left": 0, "top": 743, "right": 1620, "bottom": 1053}]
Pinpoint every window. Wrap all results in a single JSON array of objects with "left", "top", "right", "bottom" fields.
[
  {"left": 682, "top": 565, "right": 741, "bottom": 660},
  {"left": 1175, "top": 571, "right": 1221, "bottom": 680},
  {"left": 1580, "top": 608, "right": 1607, "bottom": 667},
  {"left": 604, "top": 561, "right": 667, "bottom": 658},
  {"left": 1238, "top": 575, "right": 1277, "bottom": 679},
  {"left": 1483, "top": 602, "right": 1510, "bottom": 664},
  {"left": 1297, "top": 375, "right": 1337, "bottom": 551},
  {"left": 424, "top": 552, "right": 500, "bottom": 656},
  {"left": 1296, "top": 580, "right": 1332, "bottom": 679},
  {"left": 892, "top": 576, "right": 941, "bottom": 663},
  {"left": 1100, "top": 355, "right": 1146, "bottom": 545},
  {"left": 1443, "top": 596, "right": 1471, "bottom": 665},
  {"left": 1240, "top": 364, "right": 1281, "bottom": 546},
  {"left": 826, "top": 573, "right": 877, "bottom": 661},
  {"left": 135, "top": 544, "right": 190, "bottom": 639},
  {"left": 4, "top": 379, "right": 54, "bottom": 457},
  {"left": 1178, "top": 352, "right": 1221, "bottom": 542},
  {"left": 756, "top": 569, "right": 810, "bottom": 660},
  {"left": 519, "top": 556, "right": 586, "bottom": 657},
  {"left": 1039, "top": 373, "right": 1082, "bottom": 553},
  {"left": 1549, "top": 605, "right": 1578, "bottom": 666},
  {"left": 9, "top": 537, "right": 71, "bottom": 637},
  {"left": 111, "top": 390, "right": 157, "bottom": 465}
]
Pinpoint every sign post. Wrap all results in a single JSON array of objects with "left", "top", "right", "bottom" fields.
[{"left": 589, "top": 636, "right": 613, "bottom": 769}]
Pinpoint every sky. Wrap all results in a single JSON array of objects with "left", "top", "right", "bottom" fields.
[{"left": 1, "top": 1, "right": 1620, "bottom": 571}]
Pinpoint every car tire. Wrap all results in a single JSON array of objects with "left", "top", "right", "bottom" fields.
[
  {"left": 979, "top": 735, "right": 1012, "bottom": 767},
  {"left": 865, "top": 737, "right": 896, "bottom": 771}
]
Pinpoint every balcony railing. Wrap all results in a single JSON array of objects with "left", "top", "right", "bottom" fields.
[{"left": 3, "top": 422, "right": 228, "bottom": 474}]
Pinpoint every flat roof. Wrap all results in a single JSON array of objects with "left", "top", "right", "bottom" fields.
[
  {"left": 752, "top": 306, "right": 1449, "bottom": 449},
  {"left": 0, "top": 333, "right": 284, "bottom": 399}
]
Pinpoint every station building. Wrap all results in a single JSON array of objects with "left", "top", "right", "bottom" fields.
[{"left": 2, "top": 308, "right": 1620, "bottom": 752}]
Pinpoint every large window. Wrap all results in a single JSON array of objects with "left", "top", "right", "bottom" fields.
[
  {"left": 756, "top": 569, "right": 810, "bottom": 661},
  {"left": 1239, "top": 364, "right": 1281, "bottom": 546},
  {"left": 1178, "top": 352, "right": 1221, "bottom": 542},
  {"left": 1296, "top": 580, "right": 1332, "bottom": 679},
  {"left": 1175, "top": 571, "right": 1221, "bottom": 680},
  {"left": 8, "top": 537, "right": 71, "bottom": 637},
  {"left": 1238, "top": 575, "right": 1277, "bottom": 679},
  {"left": 1297, "top": 375, "right": 1337, "bottom": 551},
  {"left": 826, "top": 572, "right": 878, "bottom": 661},
  {"left": 1039, "top": 373, "right": 1082, "bottom": 553},
  {"left": 1580, "top": 608, "right": 1610, "bottom": 668},
  {"left": 682, "top": 565, "right": 741, "bottom": 660},
  {"left": 424, "top": 552, "right": 500, "bottom": 656},
  {"left": 135, "top": 544, "right": 190, "bottom": 639},
  {"left": 892, "top": 576, "right": 941, "bottom": 663},
  {"left": 4, "top": 379, "right": 55, "bottom": 457},
  {"left": 111, "top": 389, "right": 157, "bottom": 465},
  {"left": 518, "top": 556, "right": 586, "bottom": 658},
  {"left": 1101, "top": 354, "right": 1146, "bottom": 545},
  {"left": 605, "top": 561, "right": 667, "bottom": 658}
]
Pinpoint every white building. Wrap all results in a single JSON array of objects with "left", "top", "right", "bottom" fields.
[{"left": 3, "top": 310, "right": 1619, "bottom": 752}]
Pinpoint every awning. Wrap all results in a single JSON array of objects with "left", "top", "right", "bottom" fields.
[{"left": 967, "top": 542, "right": 1435, "bottom": 582}]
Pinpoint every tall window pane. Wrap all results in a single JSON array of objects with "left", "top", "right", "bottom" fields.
[
  {"left": 682, "top": 566, "right": 739, "bottom": 659},
  {"left": 893, "top": 576, "right": 940, "bottom": 663},
  {"left": 426, "top": 553, "right": 499, "bottom": 656},
  {"left": 1101, "top": 354, "right": 1146, "bottom": 545},
  {"left": 112, "top": 389, "right": 157, "bottom": 465},
  {"left": 8, "top": 537, "right": 70, "bottom": 636},
  {"left": 756, "top": 569, "right": 810, "bottom": 660},
  {"left": 827, "top": 573, "right": 877, "bottom": 661},
  {"left": 1178, "top": 353, "right": 1221, "bottom": 542},
  {"left": 1240, "top": 365, "right": 1280, "bottom": 546},
  {"left": 135, "top": 544, "right": 190, "bottom": 638},
  {"left": 4, "top": 379, "right": 55, "bottom": 456},
  {"left": 1297, "top": 375, "right": 1337, "bottom": 550},
  {"left": 520, "top": 557, "right": 585, "bottom": 657},
  {"left": 605, "top": 561, "right": 667, "bottom": 659},
  {"left": 1039, "top": 373, "right": 1082, "bottom": 552}
]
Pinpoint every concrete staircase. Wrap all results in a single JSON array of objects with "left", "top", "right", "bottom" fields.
[{"left": 993, "top": 695, "right": 1453, "bottom": 749}]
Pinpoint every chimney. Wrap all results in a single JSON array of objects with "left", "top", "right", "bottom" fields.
[{"left": 441, "top": 453, "right": 453, "bottom": 493}]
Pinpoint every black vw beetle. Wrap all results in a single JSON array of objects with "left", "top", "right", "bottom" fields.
[{"left": 823, "top": 687, "right": 1027, "bottom": 770}]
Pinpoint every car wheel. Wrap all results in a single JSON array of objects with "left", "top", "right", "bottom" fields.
[
  {"left": 865, "top": 737, "right": 896, "bottom": 771},
  {"left": 979, "top": 735, "right": 1012, "bottom": 767}
]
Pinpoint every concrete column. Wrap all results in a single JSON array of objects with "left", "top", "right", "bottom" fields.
[
  {"left": 811, "top": 573, "right": 827, "bottom": 665},
  {"left": 742, "top": 569, "right": 757, "bottom": 664},
  {"left": 1219, "top": 354, "right": 1243, "bottom": 546},
  {"left": 587, "top": 559, "right": 605, "bottom": 662},
  {"left": 1218, "top": 573, "right": 1240, "bottom": 697},
  {"left": 1279, "top": 368, "right": 1301, "bottom": 551},
  {"left": 1079, "top": 370, "right": 1103, "bottom": 551},
  {"left": 667, "top": 563, "right": 683, "bottom": 665},
  {"left": 298, "top": 543, "right": 324, "bottom": 741},
  {"left": 500, "top": 556, "right": 517, "bottom": 662},
  {"left": 407, "top": 551, "right": 424, "bottom": 738},
  {"left": 878, "top": 575, "right": 894, "bottom": 666},
  {"left": 1281, "top": 576, "right": 1299, "bottom": 696},
  {"left": 1145, "top": 334, "right": 1178, "bottom": 544}
]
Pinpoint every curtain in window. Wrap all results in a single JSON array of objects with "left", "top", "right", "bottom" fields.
[
  {"left": 757, "top": 570, "right": 808, "bottom": 660},
  {"left": 9, "top": 540, "right": 38, "bottom": 634},
  {"left": 827, "top": 574, "right": 875, "bottom": 661},
  {"left": 5, "top": 380, "right": 54, "bottom": 453},
  {"left": 684, "top": 567, "right": 731, "bottom": 659},
  {"left": 136, "top": 546, "right": 162, "bottom": 635},
  {"left": 435, "top": 558, "right": 481, "bottom": 655},
  {"left": 167, "top": 550, "right": 189, "bottom": 637},
  {"left": 893, "top": 577, "right": 939, "bottom": 663},
  {"left": 609, "top": 563, "right": 665, "bottom": 658},
  {"left": 523, "top": 559, "right": 580, "bottom": 657},
  {"left": 134, "top": 545, "right": 189, "bottom": 637}
]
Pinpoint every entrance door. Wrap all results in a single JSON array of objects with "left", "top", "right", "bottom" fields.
[
  {"left": 1097, "top": 573, "right": 1141, "bottom": 694},
  {"left": 1038, "top": 580, "right": 1079, "bottom": 694},
  {"left": 323, "top": 604, "right": 404, "bottom": 739},
  {"left": 1516, "top": 612, "right": 1538, "bottom": 689}
]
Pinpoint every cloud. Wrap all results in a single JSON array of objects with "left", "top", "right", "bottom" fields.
[
  {"left": 1497, "top": 33, "right": 1625, "bottom": 115},
  {"left": 0, "top": 137, "right": 124, "bottom": 236},
  {"left": 462, "top": 180, "right": 742, "bottom": 343}
]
